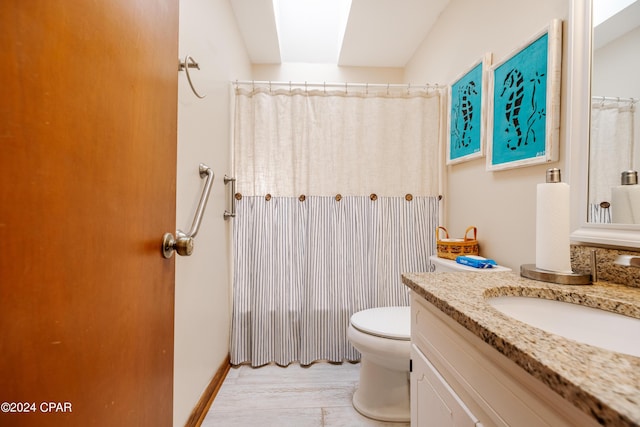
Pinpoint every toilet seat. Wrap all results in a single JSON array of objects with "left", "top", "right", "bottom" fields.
[{"left": 350, "top": 307, "right": 410, "bottom": 340}]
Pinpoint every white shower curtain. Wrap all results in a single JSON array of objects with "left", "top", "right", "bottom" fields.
[
  {"left": 231, "top": 83, "right": 443, "bottom": 366},
  {"left": 234, "top": 85, "right": 441, "bottom": 196},
  {"left": 589, "top": 98, "right": 636, "bottom": 222}
]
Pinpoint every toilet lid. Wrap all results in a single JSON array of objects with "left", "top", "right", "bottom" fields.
[{"left": 350, "top": 306, "right": 411, "bottom": 340}]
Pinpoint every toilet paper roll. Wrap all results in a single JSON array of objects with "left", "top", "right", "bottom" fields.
[
  {"left": 612, "top": 185, "right": 640, "bottom": 224},
  {"left": 536, "top": 182, "right": 572, "bottom": 273}
]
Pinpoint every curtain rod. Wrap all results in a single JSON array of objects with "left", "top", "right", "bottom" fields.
[
  {"left": 592, "top": 95, "right": 638, "bottom": 104},
  {"left": 234, "top": 80, "right": 442, "bottom": 91}
]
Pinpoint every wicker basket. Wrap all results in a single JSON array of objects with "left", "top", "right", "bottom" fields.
[{"left": 436, "top": 226, "right": 479, "bottom": 260}]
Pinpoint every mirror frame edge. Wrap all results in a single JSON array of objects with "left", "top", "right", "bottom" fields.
[{"left": 568, "top": 0, "right": 640, "bottom": 248}]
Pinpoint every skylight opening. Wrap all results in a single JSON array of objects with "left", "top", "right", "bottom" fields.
[
  {"left": 593, "top": 0, "right": 637, "bottom": 26},
  {"left": 273, "top": 0, "right": 352, "bottom": 64}
]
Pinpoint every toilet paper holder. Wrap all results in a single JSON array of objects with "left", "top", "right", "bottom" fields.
[{"left": 521, "top": 168, "right": 592, "bottom": 285}]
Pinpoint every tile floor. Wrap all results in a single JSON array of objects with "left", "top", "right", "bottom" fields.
[{"left": 201, "top": 362, "right": 410, "bottom": 426}]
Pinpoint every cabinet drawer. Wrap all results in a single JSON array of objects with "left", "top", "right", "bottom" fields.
[{"left": 411, "top": 344, "right": 481, "bottom": 427}]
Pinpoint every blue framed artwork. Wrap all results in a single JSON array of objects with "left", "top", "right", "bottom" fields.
[
  {"left": 447, "top": 54, "right": 492, "bottom": 165},
  {"left": 486, "top": 20, "right": 562, "bottom": 171}
]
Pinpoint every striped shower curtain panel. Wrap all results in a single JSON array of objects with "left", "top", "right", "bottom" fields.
[{"left": 231, "top": 195, "right": 438, "bottom": 367}]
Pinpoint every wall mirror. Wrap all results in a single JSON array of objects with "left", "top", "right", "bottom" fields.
[
  {"left": 588, "top": 0, "right": 640, "bottom": 224},
  {"left": 569, "top": 0, "right": 640, "bottom": 248}
]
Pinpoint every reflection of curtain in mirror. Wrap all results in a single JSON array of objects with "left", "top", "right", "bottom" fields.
[{"left": 589, "top": 97, "right": 636, "bottom": 223}]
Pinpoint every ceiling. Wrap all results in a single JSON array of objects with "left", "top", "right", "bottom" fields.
[
  {"left": 229, "top": 0, "right": 450, "bottom": 68},
  {"left": 593, "top": 0, "right": 640, "bottom": 49}
]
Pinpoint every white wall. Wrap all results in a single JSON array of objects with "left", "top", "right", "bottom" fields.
[
  {"left": 593, "top": 26, "right": 640, "bottom": 98},
  {"left": 592, "top": 26, "right": 640, "bottom": 165},
  {"left": 405, "top": 0, "right": 570, "bottom": 270},
  {"left": 175, "top": 1, "right": 251, "bottom": 425},
  {"left": 252, "top": 63, "right": 403, "bottom": 83}
]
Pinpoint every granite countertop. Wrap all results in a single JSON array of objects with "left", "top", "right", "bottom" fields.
[{"left": 402, "top": 271, "right": 640, "bottom": 427}]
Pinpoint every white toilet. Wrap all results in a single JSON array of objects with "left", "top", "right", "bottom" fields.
[
  {"left": 348, "top": 255, "right": 511, "bottom": 422},
  {"left": 348, "top": 306, "right": 411, "bottom": 422}
]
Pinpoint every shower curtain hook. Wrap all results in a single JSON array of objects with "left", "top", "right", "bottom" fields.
[
  {"left": 365, "top": 82, "right": 368, "bottom": 95},
  {"left": 345, "top": 82, "right": 348, "bottom": 94},
  {"left": 305, "top": 81, "right": 307, "bottom": 93},
  {"left": 323, "top": 81, "right": 326, "bottom": 94},
  {"left": 269, "top": 81, "right": 272, "bottom": 93},
  {"left": 289, "top": 81, "right": 292, "bottom": 92},
  {"left": 386, "top": 83, "right": 390, "bottom": 96},
  {"left": 407, "top": 83, "right": 411, "bottom": 95}
]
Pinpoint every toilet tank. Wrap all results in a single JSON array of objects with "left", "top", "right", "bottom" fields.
[{"left": 429, "top": 255, "right": 512, "bottom": 272}]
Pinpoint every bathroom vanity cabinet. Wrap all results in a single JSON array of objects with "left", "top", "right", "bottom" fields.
[{"left": 409, "top": 294, "right": 599, "bottom": 427}]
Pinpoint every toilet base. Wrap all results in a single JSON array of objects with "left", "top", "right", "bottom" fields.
[{"left": 352, "top": 357, "right": 410, "bottom": 422}]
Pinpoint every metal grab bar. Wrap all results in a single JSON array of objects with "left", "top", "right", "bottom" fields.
[
  {"left": 180, "top": 163, "right": 214, "bottom": 239},
  {"left": 223, "top": 175, "right": 236, "bottom": 219},
  {"left": 162, "top": 163, "right": 214, "bottom": 258}
]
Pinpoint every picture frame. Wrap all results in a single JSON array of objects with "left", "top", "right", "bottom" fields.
[
  {"left": 486, "top": 19, "right": 562, "bottom": 171},
  {"left": 446, "top": 53, "right": 492, "bottom": 165}
]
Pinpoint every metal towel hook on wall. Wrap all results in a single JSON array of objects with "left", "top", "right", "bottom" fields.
[
  {"left": 162, "top": 163, "right": 214, "bottom": 258},
  {"left": 178, "top": 55, "right": 206, "bottom": 99}
]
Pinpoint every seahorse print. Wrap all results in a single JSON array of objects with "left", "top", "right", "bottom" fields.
[
  {"left": 524, "top": 71, "right": 546, "bottom": 146},
  {"left": 499, "top": 69, "right": 524, "bottom": 151},
  {"left": 454, "top": 81, "right": 477, "bottom": 149}
]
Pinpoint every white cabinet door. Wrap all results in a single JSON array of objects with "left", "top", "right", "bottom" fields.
[{"left": 411, "top": 344, "right": 481, "bottom": 427}]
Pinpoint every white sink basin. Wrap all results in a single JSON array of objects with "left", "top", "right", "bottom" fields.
[{"left": 487, "top": 296, "right": 640, "bottom": 357}]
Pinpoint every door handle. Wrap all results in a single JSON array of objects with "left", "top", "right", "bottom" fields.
[{"left": 162, "top": 163, "right": 214, "bottom": 258}]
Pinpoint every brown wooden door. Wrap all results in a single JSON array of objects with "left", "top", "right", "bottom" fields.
[{"left": 0, "top": 1, "right": 178, "bottom": 426}]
